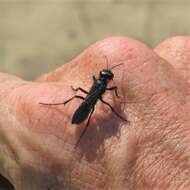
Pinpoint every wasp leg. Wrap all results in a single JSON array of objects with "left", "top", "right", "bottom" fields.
[
  {"left": 71, "top": 86, "right": 88, "bottom": 94},
  {"left": 100, "top": 98, "right": 127, "bottom": 122},
  {"left": 39, "top": 95, "right": 85, "bottom": 106},
  {"left": 106, "top": 86, "right": 120, "bottom": 98},
  {"left": 93, "top": 75, "right": 96, "bottom": 81},
  {"left": 75, "top": 107, "right": 95, "bottom": 148}
]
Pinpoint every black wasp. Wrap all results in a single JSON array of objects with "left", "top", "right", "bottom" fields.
[{"left": 40, "top": 57, "right": 127, "bottom": 147}]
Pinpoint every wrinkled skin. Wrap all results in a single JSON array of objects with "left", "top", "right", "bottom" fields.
[{"left": 1, "top": 36, "right": 190, "bottom": 190}]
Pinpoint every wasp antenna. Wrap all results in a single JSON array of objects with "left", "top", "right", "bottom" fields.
[
  {"left": 104, "top": 55, "right": 109, "bottom": 69},
  {"left": 110, "top": 63, "right": 124, "bottom": 70}
]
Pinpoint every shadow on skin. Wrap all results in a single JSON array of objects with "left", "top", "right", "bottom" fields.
[{"left": 75, "top": 111, "right": 127, "bottom": 162}]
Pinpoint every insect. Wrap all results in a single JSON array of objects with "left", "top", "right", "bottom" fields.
[{"left": 40, "top": 57, "right": 127, "bottom": 147}]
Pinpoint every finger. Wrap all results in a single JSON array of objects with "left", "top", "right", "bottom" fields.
[
  {"left": 0, "top": 80, "right": 80, "bottom": 189},
  {"left": 154, "top": 36, "right": 190, "bottom": 83}
]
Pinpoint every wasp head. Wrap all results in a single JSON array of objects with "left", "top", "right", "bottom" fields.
[{"left": 99, "top": 69, "right": 114, "bottom": 81}]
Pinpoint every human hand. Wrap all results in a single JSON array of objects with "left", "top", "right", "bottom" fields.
[{"left": 1, "top": 36, "right": 190, "bottom": 190}]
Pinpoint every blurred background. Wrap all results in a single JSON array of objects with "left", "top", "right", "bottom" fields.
[
  {"left": 0, "top": 0, "right": 190, "bottom": 189},
  {"left": 0, "top": 0, "right": 190, "bottom": 80}
]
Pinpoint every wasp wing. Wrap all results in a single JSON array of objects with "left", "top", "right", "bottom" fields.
[
  {"left": 72, "top": 87, "right": 100, "bottom": 124},
  {"left": 72, "top": 103, "right": 91, "bottom": 124}
]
